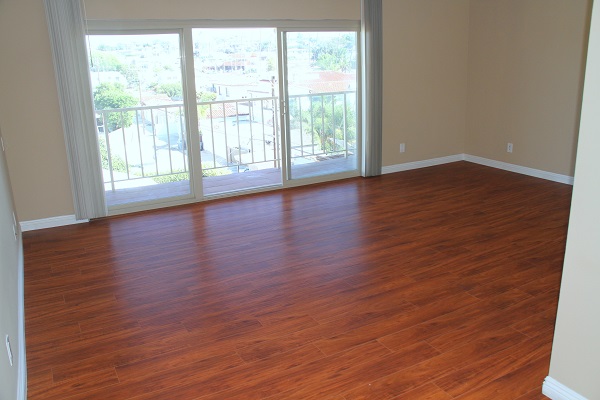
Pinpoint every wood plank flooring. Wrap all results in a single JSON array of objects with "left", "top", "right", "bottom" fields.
[{"left": 23, "top": 161, "right": 572, "bottom": 399}]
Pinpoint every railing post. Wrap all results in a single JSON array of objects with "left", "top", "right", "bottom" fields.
[
  {"left": 164, "top": 107, "right": 174, "bottom": 174},
  {"left": 260, "top": 100, "right": 267, "bottom": 164},
  {"left": 120, "top": 111, "right": 131, "bottom": 180},
  {"left": 321, "top": 95, "right": 326, "bottom": 154},
  {"left": 297, "top": 97, "right": 305, "bottom": 158},
  {"left": 151, "top": 108, "right": 159, "bottom": 176},
  {"left": 209, "top": 103, "right": 216, "bottom": 170},
  {"left": 102, "top": 111, "right": 116, "bottom": 192},
  {"left": 343, "top": 93, "right": 349, "bottom": 158},
  {"left": 223, "top": 105, "right": 230, "bottom": 166},
  {"left": 178, "top": 105, "right": 187, "bottom": 173},
  {"left": 272, "top": 84, "right": 278, "bottom": 169},
  {"left": 248, "top": 100, "right": 255, "bottom": 165},
  {"left": 135, "top": 109, "right": 145, "bottom": 177},
  {"left": 310, "top": 96, "right": 315, "bottom": 157},
  {"left": 235, "top": 101, "right": 242, "bottom": 172},
  {"left": 331, "top": 94, "right": 335, "bottom": 154}
]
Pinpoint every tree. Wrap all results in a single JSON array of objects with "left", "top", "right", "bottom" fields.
[
  {"left": 156, "top": 82, "right": 183, "bottom": 99},
  {"left": 311, "top": 34, "right": 355, "bottom": 72},
  {"left": 89, "top": 51, "right": 122, "bottom": 72},
  {"left": 197, "top": 91, "right": 217, "bottom": 118},
  {"left": 297, "top": 94, "right": 356, "bottom": 154},
  {"left": 93, "top": 82, "right": 138, "bottom": 132},
  {"left": 89, "top": 51, "right": 139, "bottom": 86}
]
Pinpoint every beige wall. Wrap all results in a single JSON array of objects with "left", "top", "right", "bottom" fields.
[
  {"left": 466, "top": 0, "right": 590, "bottom": 176},
  {"left": 0, "top": 0, "right": 75, "bottom": 221},
  {"left": 382, "top": 0, "right": 469, "bottom": 166},
  {"left": 548, "top": 2, "right": 600, "bottom": 398},
  {"left": 84, "top": 0, "right": 360, "bottom": 20}
]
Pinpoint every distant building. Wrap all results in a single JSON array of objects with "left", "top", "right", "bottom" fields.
[{"left": 288, "top": 71, "right": 356, "bottom": 95}]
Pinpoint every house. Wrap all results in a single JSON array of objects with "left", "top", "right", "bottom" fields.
[
  {"left": 288, "top": 71, "right": 357, "bottom": 95},
  {"left": 0, "top": 0, "right": 598, "bottom": 399}
]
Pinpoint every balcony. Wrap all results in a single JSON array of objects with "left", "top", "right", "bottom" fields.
[{"left": 97, "top": 92, "right": 358, "bottom": 207}]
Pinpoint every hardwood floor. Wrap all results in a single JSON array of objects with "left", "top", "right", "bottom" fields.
[{"left": 23, "top": 161, "right": 572, "bottom": 399}]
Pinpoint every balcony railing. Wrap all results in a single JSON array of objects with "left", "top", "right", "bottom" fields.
[
  {"left": 197, "top": 96, "right": 281, "bottom": 175},
  {"left": 287, "top": 91, "right": 357, "bottom": 164},
  {"left": 96, "top": 103, "right": 190, "bottom": 192},
  {"left": 96, "top": 91, "right": 357, "bottom": 195}
]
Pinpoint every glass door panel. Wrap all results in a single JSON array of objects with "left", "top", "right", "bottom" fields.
[
  {"left": 87, "top": 33, "right": 192, "bottom": 208},
  {"left": 283, "top": 31, "right": 359, "bottom": 180},
  {"left": 192, "top": 28, "right": 282, "bottom": 196}
]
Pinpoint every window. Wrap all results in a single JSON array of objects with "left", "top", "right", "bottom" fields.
[{"left": 83, "top": 21, "right": 361, "bottom": 215}]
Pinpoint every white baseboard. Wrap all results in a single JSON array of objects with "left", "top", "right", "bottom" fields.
[
  {"left": 20, "top": 215, "right": 88, "bottom": 232},
  {"left": 382, "top": 154, "right": 574, "bottom": 186},
  {"left": 382, "top": 154, "right": 465, "bottom": 174},
  {"left": 20, "top": 156, "right": 572, "bottom": 231},
  {"left": 464, "top": 155, "right": 574, "bottom": 185},
  {"left": 543, "top": 377, "right": 589, "bottom": 400}
]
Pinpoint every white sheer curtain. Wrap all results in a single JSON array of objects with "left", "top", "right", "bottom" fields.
[
  {"left": 361, "top": 0, "right": 383, "bottom": 177},
  {"left": 44, "top": 0, "right": 106, "bottom": 219}
]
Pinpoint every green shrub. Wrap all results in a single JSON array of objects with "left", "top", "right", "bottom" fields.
[
  {"left": 156, "top": 82, "right": 183, "bottom": 98},
  {"left": 152, "top": 171, "right": 189, "bottom": 184},
  {"left": 201, "top": 164, "right": 232, "bottom": 177},
  {"left": 93, "top": 82, "right": 137, "bottom": 131}
]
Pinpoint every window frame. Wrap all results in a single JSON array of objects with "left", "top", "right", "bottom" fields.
[{"left": 85, "top": 19, "right": 362, "bottom": 215}]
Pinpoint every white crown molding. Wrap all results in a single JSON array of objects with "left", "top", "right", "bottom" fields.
[
  {"left": 464, "top": 155, "right": 574, "bottom": 185},
  {"left": 543, "top": 377, "right": 589, "bottom": 400},
  {"left": 19, "top": 215, "right": 88, "bottom": 232}
]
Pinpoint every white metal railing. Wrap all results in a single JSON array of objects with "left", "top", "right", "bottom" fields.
[
  {"left": 197, "top": 96, "right": 281, "bottom": 175},
  {"left": 96, "top": 91, "right": 356, "bottom": 191},
  {"left": 287, "top": 91, "right": 357, "bottom": 164},
  {"left": 96, "top": 103, "right": 188, "bottom": 192}
]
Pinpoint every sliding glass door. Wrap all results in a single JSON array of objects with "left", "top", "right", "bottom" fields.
[
  {"left": 192, "top": 28, "right": 283, "bottom": 196},
  {"left": 85, "top": 24, "right": 360, "bottom": 213},
  {"left": 281, "top": 31, "right": 360, "bottom": 180},
  {"left": 87, "top": 32, "right": 193, "bottom": 208}
]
